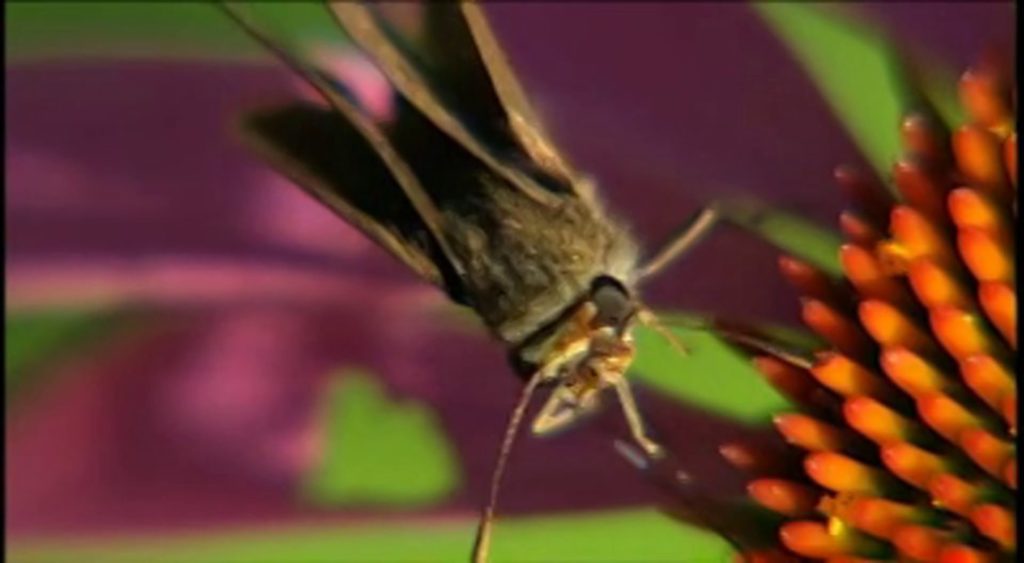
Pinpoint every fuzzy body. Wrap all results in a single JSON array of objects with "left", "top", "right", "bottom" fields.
[{"left": 434, "top": 171, "right": 639, "bottom": 345}]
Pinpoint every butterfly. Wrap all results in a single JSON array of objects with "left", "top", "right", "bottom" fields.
[{"left": 222, "top": 3, "right": 738, "bottom": 560}]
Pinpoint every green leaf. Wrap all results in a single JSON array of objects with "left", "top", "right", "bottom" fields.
[
  {"left": 5, "top": 308, "right": 123, "bottom": 400},
  {"left": 753, "top": 3, "right": 906, "bottom": 178},
  {"left": 723, "top": 199, "right": 843, "bottom": 275},
  {"left": 301, "top": 370, "right": 460, "bottom": 507},
  {"left": 631, "top": 321, "right": 791, "bottom": 426},
  {"left": 5, "top": 2, "right": 346, "bottom": 63},
  {"left": 745, "top": 207, "right": 842, "bottom": 276},
  {"left": 489, "top": 508, "right": 735, "bottom": 562},
  {"left": 7, "top": 508, "right": 735, "bottom": 563},
  {"left": 914, "top": 58, "right": 967, "bottom": 129}
]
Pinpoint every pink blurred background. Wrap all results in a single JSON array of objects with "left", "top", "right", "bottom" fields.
[{"left": 6, "top": 2, "right": 1012, "bottom": 543}]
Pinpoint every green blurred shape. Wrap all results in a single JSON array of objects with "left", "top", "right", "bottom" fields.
[
  {"left": 301, "top": 370, "right": 459, "bottom": 507},
  {"left": 5, "top": 2, "right": 345, "bottom": 63},
  {"left": 7, "top": 507, "right": 734, "bottom": 563},
  {"left": 911, "top": 56, "right": 966, "bottom": 130},
  {"left": 490, "top": 508, "right": 734, "bottom": 562},
  {"left": 631, "top": 322, "right": 791, "bottom": 426},
  {"left": 5, "top": 308, "right": 120, "bottom": 400},
  {"left": 726, "top": 198, "right": 842, "bottom": 275},
  {"left": 754, "top": 3, "right": 906, "bottom": 179},
  {"left": 746, "top": 206, "right": 842, "bottom": 275}
]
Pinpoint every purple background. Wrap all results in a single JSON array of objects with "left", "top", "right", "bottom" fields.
[{"left": 6, "top": 2, "right": 1012, "bottom": 538}]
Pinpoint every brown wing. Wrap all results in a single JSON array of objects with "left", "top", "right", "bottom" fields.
[
  {"left": 327, "top": 2, "right": 583, "bottom": 207},
  {"left": 239, "top": 103, "right": 464, "bottom": 297},
  {"left": 421, "top": 3, "right": 579, "bottom": 186},
  {"left": 222, "top": 3, "right": 467, "bottom": 300}
]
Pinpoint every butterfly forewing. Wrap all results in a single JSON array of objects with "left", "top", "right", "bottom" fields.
[
  {"left": 327, "top": 3, "right": 585, "bottom": 208},
  {"left": 415, "top": 3, "right": 581, "bottom": 187},
  {"left": 240, "top": 103, "right": 462, "bottom": 294},
  {"left": 225, "top": 3, "right": 471, "bottom": 298}
]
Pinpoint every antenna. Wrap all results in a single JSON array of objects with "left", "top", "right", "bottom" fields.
[
  {"left": 471, "top": 369, "right": 544, "bottom": 563},
  {"left": 638, "top": 205, "right": 720, "bottom": 281}
]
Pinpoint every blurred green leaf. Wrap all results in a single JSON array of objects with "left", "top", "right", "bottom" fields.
[
  {"left": 301, "top": 370, "right": 459, "bottom": 507},
  {"left": 724, "top": 198, "right": 843, "bottom": 275},
  {"left": 5, "top": 308, "right": 122, "bottom": 400},
  {"left": 754, "top": 3, "right": 906, "bottom": 179},
  {"left": 910, "top": 57, "right": 966, "bottom": 130},
  {"left": 7, "top": 508, "right": 734, "bottom": 563},
  {"left": 745, "top": 208, "right": 842, "bottom": 276},
  {"left": 490, "top": 508, "right": 735, "bottom": 562},
  {"left": 5, "top": 2, "right": 346, "bottom": 63},
  {"left": 632, "top": 321, "right": 791, "bottom": 426}
]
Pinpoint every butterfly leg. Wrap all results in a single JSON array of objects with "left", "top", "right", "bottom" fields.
[
  {"left": 613, "top": 379, "right": 663, "bottom": 458},
  {"left": 531, "top": 380, "right": 601, "bottom": 436}
]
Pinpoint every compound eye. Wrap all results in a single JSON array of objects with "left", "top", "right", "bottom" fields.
[{"left": 590, "top": 277, "right": 634, "bottom": 331}]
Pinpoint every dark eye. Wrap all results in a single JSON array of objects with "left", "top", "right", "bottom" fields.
[{"left": 590, "top": 277, "right": 633, "bottom": 329}]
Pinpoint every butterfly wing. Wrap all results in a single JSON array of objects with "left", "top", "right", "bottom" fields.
[
  {"left": 240, "top": 103, "right": 467, "bottom": 296},
  {"left": 418, "top": 3, "right": 579, "bottom": 186},
  {"left": 327, "top": 3, "right": 589, "bottom": 206},
  {"left": 225, "top": 4, "right": 468, "bottom": 300}
]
